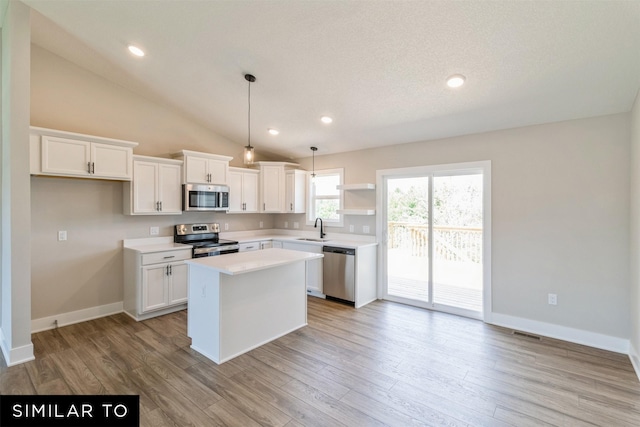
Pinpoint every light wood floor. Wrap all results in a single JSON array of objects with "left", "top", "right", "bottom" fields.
[{"left": 2, "top": 297, "right": 639, "bottom": 426}]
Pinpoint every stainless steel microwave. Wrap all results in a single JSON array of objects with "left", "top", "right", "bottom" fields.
[{"left": 183, "top": 184, "right": 229, "bottom": 212}]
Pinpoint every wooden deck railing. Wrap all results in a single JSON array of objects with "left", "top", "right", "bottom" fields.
[{"left": 388, "top": 222, "right": 482, "bottom": 263}]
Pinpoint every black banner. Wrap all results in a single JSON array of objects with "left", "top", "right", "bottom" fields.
[{"left": 0, "top": 395, "right": 139, "bottom": 427}]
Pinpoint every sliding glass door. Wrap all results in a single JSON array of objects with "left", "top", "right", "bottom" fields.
[{"left": 379, "top": 162, "right": 490, "bottom": 319}]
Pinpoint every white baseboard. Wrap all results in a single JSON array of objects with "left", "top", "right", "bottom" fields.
[
  {"left": 0, "top": 327, "right": 35, "bottom": 366},
  {"left": 489, "top": 312, "right": 629, "bottom": 354},
  {"left": 31, "top": 301, "right": 124, "bottom": 333}
]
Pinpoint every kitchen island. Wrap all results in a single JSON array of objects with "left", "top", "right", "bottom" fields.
[{"left": 185, "top": 248, "right": 323, "bottom": 364}]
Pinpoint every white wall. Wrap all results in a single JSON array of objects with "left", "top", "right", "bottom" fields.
[
  {"left": 630, "top": 90, "right": 640, "bottom": 369},
  {"left": 1, "top": 0, "right": 33, "bottom": 365},
  {"left": 296, "top": 114, "right": 631, "bottom": 346}
]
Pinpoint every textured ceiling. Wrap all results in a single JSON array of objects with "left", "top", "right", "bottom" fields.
[{"left": 25, "top": 0, "right": 640, "bottom": 159}]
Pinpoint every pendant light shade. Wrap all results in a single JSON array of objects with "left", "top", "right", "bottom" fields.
[
  {"left": 310, "top": 146, "right": 318, "bottom": 178},
  {"left": 244, "top": 74, "right": 256, "bottom": 165}
]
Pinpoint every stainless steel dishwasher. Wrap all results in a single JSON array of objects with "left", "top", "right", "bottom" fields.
[{"left": 322, "top": 246, "right": 355, "bottom": 303}]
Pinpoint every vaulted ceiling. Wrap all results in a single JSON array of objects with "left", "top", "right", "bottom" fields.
[{"left": 25, "top": 0, "right": 640, "bottom": 159}]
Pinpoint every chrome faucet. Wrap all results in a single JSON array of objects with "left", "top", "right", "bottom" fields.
[{"left": 314, "top": 217, "right": 325, "bottom": 239}]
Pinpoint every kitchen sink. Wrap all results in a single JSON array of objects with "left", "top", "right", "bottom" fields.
[{"left": 296, "top": 238, "right": 330, "bottom": 242}]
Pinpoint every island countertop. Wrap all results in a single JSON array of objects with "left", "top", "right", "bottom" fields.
[{"left": 185, "top": 247, "right": 323, "bottom": 275}]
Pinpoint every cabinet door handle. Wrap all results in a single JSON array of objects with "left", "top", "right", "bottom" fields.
[
  {"left": 166, "top": 265, "right": 170, "bottom": 276},
  {"left": 163, "top": 255, "right": 175, "bottom": 259},
  {"left": 91, "top": 162, "right": 95, "bottom": 174},
  {"left": 87, "top": 162, "right": 92, "bottom": 174},
  {"left": 263, "top": 203, "right": 266, "bottom": 210},
  {"left": 290, "top": 203, "right": 293, "bottom": 211},
  {"left": 159, "top": 201, "right": 162, "bottom": 211},
  {"left": 169, "top": 265, "right": 172, "bottom": 275}
]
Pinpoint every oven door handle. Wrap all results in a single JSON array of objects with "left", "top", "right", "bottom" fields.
[{"left": 193, "top": 245, "right": 240, "bottom": 256}]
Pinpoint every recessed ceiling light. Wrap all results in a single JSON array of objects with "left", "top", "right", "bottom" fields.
[
  {"left": 446, "top": 74, "right": 465, "bottom": 88},
  {"left": 321, "top": 116, "right": 333, "bottom": 124},
  {"left": 268, "top": 128, "right": 279, "bottom": 135},
  {"left": 127, "top": 45, "right": 145, "bottom": 57}
]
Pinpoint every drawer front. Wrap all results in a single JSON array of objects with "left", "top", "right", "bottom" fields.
[{"left": 142, "top": 250, "right": 191, "bottom": 265}]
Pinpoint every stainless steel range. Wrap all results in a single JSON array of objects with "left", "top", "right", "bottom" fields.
[{"left": 174, "top": 223, "right": 239, "bottom": 258}]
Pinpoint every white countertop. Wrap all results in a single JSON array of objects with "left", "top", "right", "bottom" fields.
[
  {"left": 232, "top": 233, "right": 377, "bottom": 249},
  {"left": 185, "top": 248, "right": 323, "bottom": 275},
  {"left": 123, "top": 237, "right": 192, "bottom": 253}
]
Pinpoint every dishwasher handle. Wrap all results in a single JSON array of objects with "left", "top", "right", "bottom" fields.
[{"left": 322, "top": 246, "right": 355, "bottom": 256}]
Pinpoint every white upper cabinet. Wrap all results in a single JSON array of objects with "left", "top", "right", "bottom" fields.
[
  {"left": 261, "top": 164, "right": 285, "bottom": 213},
  {"left": 228, "top": 167, "right": 259, "bottom": 213},
  {"left": 31, "top": 127, "right": 138, "bottom": 180},
  {"left": 254, "top": 161, "right": 302, "bottom": 213},
  {"left": 124, "top": 155, "right": 183, "bottom": 215},
  {"left": 285, "top": 169, "right": 306, "bottom": 214},
  {"left": 172, "top": 150, "right": 232, "bottom": 184}
]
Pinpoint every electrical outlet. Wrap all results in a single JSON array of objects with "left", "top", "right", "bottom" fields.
[
  {"left": 259, "top": 221, "right": 264, "bottom": 228},
  {"left": 548, "top": 293, "right": 557, "bottom": 305},
  {"left": 349, "top": 225, "right": 354, "bottom": 233},
  {"left": 149, "top": 227, "right": 159, "bottom": 235},
  {"left": 224, "top": 223, "right": 229, "bottom": 231},
  {"left": 58, "top": 230, "right": 67, "bottom": 241},
  {"left": 293, "top": 222, "right": 299, "bottom": 229},
  {"left": 363, "top": 225, "right": 370, "bottom": 234},
  {"left": 284, "top": 221, "right": 288, "bottom": 228}
]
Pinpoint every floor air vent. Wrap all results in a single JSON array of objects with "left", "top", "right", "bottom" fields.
[{"left": 512, "top": 330, "right": 542, "bottom": 340}]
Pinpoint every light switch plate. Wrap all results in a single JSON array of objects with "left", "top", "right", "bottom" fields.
[
  {"left": 149, "top": 226, "right": 159, "bottom": 235},
  {"left": 58, "top": 230, "right": 67, "bottom": 241},
  {"left": 293, "top": 222, "right": 299, "bottom": 229},
  {"left": 363, "top": 225, "right": 370, "bottom": 234}
]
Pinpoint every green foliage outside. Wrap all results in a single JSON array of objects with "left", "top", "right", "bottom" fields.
[{"left": 388, "top": 175, "right": 482, "bottom": 227}]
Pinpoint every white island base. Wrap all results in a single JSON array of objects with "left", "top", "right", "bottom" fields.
[{"left": 186, "top": 248, "right": 322, "bottom": 364}]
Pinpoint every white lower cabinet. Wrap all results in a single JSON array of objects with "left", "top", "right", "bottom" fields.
[
  {"left": 239, "top": 240, "right": 273, "bottom": 252},
  {"left": 239, "top": 242, "right": 260, "bottom": 252},
  {"left": 141, "top": 261, "right": 188, "bottom": 312},
  {"left": 280, "top": 241, "right": 323, "bottom": 294},
  {"left": 124, "top": 246, "right": 191, "bottom": 320},
  {"left": 260, "top": 241, "right": 273, "bottom": 250}
]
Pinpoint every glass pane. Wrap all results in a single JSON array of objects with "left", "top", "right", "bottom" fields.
[
  {"left": 386, "top": 177, "right": 430, "bottom": 302},
  {"left": 432, "top": 174, "right": 483, "bottom": 312},
  {"left": 315, "top": 199, "right": 339, "bottom": 220},
  {"left": 314, "top": 174, "right": 339, "bottom": 196}
]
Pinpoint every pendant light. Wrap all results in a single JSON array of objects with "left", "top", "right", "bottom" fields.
[
  {"left": 310, "top": 146, "right": 318, "bottom": 178},
  {"left": 244, "top": 74, "right": 256, "bottom": 165}
]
